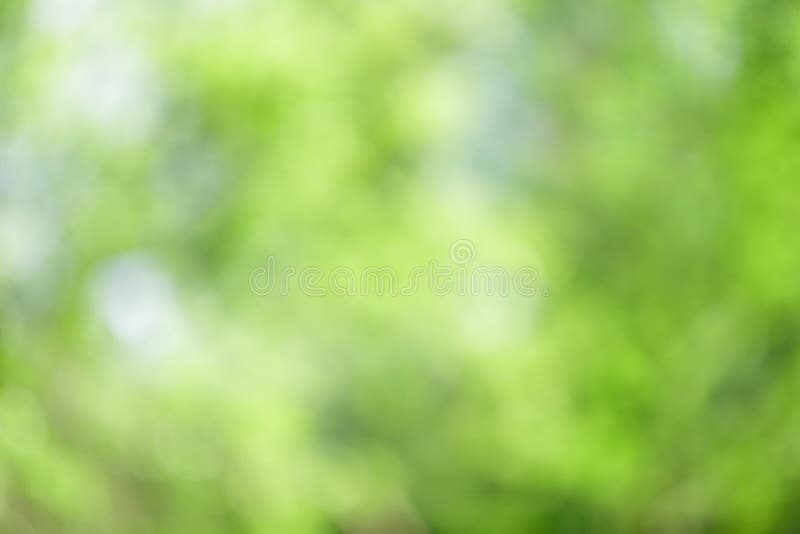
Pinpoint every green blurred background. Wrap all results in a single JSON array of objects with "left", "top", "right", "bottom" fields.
[{"left": 2, "top": 0, "right": 800, "bottom": 532}]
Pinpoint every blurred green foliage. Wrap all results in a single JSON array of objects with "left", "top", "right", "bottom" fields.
[{"left": 1, "top": 0, "right": 800, "bottom": 532}]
